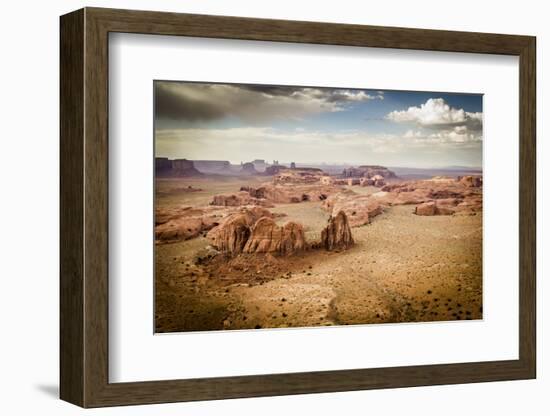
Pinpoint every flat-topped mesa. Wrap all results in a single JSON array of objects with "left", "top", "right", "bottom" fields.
[
  {"left": 342, "top": 165, "right": 396, "bottom": 180},
  {"left": 210, "top": 191, "right": 274, "bottom": 207},
  {"left": 192, "top": 160, "right": 231, "bottom": 174},
  {"left": 237, "top": 184, "right": 334, "bottom": 204},
  {"left": 240, "top": 162, "right": 258, "bottom": 175},
  {"left": 155, "top": 158, "right": 202, "bottom": 177},
  {"left": 243, "top": 217, "right": 306, "bottom": 255},
  {"left": 171, "top": 159, "right": 201, "bottom": 177},
  {"left": 264, "top": 165, "right": 286, "bottom": 176},
  {"left": 320, "top": 211, "right": 354, "bottom": 251},
  {"left": 272, "top": 168, "right": 325, "bottom": 185},
  {"left": 322, "top": 192, "right": 383, "bottom": 227}
]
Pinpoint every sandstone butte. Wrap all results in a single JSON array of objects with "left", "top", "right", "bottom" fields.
[
  {"left": 320, "top": 210, "right": 355, "bottom": 251},
  {"left": 206, "top": 207, "right": 273, "bottom": 255},
  {"left": 243, "top": 217, "right": 306, "bottom": 255},
  {"left": 206, "top": 209, "right": 354, "bottom": 257},
  {"left": 155, "top": 174, "right": 482, "bottom": 245}
]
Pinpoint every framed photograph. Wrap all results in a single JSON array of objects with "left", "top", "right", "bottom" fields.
[{"left": 60, "top": 7, "right": 536, "bottom": 407}]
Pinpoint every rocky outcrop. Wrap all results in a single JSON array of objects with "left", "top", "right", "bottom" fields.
[
  {"left": 342, "top": 165, "right": 396, "bottom": 179},
  {"left": 414, "top": 199, "right": 460, "bottom": 216},
  {"left": 322, "top": 191, "right": 383, "bottom": 227},
  {"left": 272, "top": 168, "right": 325, "bottom": 185},
  {"left": 375, "top": 176, "right": 483, "bottom": 213},
  {"left": 155, "top": 206, "right": 225, "bottom": 243},
  {"left": 322, "top": 175, "right": 482, "bottom": 221},
  {"left": 358, "top": 175, "right": 385, "bottom": 187},
  {"left": 433, "top": 198, "right": 461, "bottom": 215},
  {"left": 155, "top": 158, "right": 202, "bottom": 177},
  {"left": 155, "top": 157, "right": 172, "bottom": 176},
  {"left": 264, "top": 165, "right": 286, "bottom": 176},
  {"left": 359, "top": 177, "right": 374, "bottom": 186},
  {"left": 155, "top": 206, "right": 275, "bottom": 244},
  {"left": 207, "top": 209, "right": 306, "bottom": 256},
  {"left": 208, "top": 213, "right": 252, "bottom": 254},
  {"left": 237, "top": 184, "right": 336, "bottom": 204},
  {"left": 210, "top": 191, "right": 274, "bottom": 207},
  {"left": 240, "top": 162, "right": 258, "bottom": 175},
  {"left": 414, "top": 201, "right": 437, "bottom": 216},
  {"left": 320, "top": 211, "right": 354, "bottom": 250},
  {"left": 212, "top": 214, "right": 254, "bottom": 254},
  {"left": 192, "top": 160, "right": 232, "bottom": 174},
  {"left": 458, "top": 175, "right": 483, "bottom": 187},
  {"left": 243, "top": 218, "right": 306, "bottom": 255},
  {"left": 371, "top": 174, "right": 386, "bottom": 187},
  {"left": 207, "top": 208, "right": 273, "bottom": 254}
]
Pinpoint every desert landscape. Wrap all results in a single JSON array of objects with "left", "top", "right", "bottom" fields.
[
  {"left": 154, "top": 161, "right": 482, "bottom": 332},
  {"left": 153, "top": 81, "right": 483, "bottom": 332}
]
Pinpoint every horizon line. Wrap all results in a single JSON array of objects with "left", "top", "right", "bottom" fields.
[{"left": 155, "top": 156, "right": 482, "bottom": 171}]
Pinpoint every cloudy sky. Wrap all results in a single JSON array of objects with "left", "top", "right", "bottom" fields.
[{"left": 154, "top": 81, "right": 482, "bottom": 168}]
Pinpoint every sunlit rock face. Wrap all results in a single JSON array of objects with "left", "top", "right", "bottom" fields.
[
  {"left": 243, "top": 218, "right": 306, "bottom": 255},
  {"left": 320, "top": 211, "right": 354, "bottom": 251}
]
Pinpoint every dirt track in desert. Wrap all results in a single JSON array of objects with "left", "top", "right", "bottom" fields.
[{"left": 155, "top": 177, "right": 482, "bottom": 333}]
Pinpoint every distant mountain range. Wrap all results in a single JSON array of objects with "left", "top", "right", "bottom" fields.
[
  {"left": 155, "top": 157, "right": 481, "bottom": 179},
  {"left": 389, "top": 166, "right": 482, "bottom": 179}
]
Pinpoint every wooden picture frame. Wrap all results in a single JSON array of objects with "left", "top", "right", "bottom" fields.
[{"left": 60, "top": 7, "right": 536, "bottom": 408}]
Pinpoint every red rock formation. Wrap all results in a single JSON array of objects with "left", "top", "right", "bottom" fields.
[
  {"left": 322, "top": 192, "right": 383, "bottom": 227},
  {"left": 320, "top": 211, "right": 354, "bottom": 250},
  {"left": 155, "top": 206, "right": 224, "bottom": 243},
  {"left": 272, "top": 168, "right": 325, "bottom": 185},
  {"left": 371, "top": 174, "right": 386, "bottom": 187},
  {"left": 458, "top": 175, "right": 483, "bottom": 187},
  {"left": 326, "top": 176, "right": 482, "bottom": 220},
  {"left": 359, "top": 176, "right": 386, "bottom": 187},
  {"left": 414, "top": 202, "right": 437, "bottom": 216},
  {"left": 210, "top": 191, "right": 274, "bottom": 207},
  {"left": 342, "top": 165, "right": 397, "bottom": 179},
  {"left": 359, "top": 177, "right": 374, "bottom": 186},
  {"left": 243, "top": 218, "right": 306, "bottom": 255},
  {"left": 237, "top": 184, "right": 337, "bottom": 204},
  {"left": 206, "top": 207, "right": 272, "bottom": 251},
  {"left": 454, "top": 196, "right": 483, "bottom": 213},
  {"left": 415, "top": 198, "right": 462, "bottom": 216},
  {"left": 208, "top": 213, "right": 252, "bottom": 254},
  {"left": 433, "top": 198, "right": 460, "bottom": 215}
]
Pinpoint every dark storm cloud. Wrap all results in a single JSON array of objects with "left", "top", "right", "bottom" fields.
[
  {"left": 238, "top": 84, "right": 306, "bottom": 96},
  {"left": 155, "top": 82, "right": 227, "bottom": 122},
  {"left": 154, "top": 82, "right": 382, "bottom": 123}
]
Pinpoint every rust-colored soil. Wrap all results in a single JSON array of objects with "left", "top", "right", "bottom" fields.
[{"left": 155, "top": 177, "right": 482, "bottom": 333}]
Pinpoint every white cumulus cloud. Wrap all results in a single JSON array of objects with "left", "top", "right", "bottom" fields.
[{"left": 386, "top": 98, "right": 482, "bottom": 131}]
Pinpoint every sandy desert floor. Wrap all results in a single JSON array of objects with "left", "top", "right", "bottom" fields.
[{"left": 155, "top": 177, "right": 482, "bottom": 332}]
